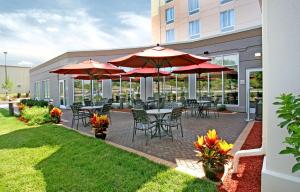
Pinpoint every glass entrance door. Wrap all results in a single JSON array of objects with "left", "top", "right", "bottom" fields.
[
  {"left": 59, "top": 80, "right": 66, "bottom": 107},
  {"left": 246, "top": 69, "right": 263, "bottom": 120}
]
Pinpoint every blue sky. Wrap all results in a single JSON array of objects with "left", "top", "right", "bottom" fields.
[{"left": 0, "top": 0, "right": 151, "bottom": 66}]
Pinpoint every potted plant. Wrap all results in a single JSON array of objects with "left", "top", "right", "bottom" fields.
[
  {"left": 194, "top": 129, "right": 233, "bottom": 182},
  {"left": 90, "top": 113, "right": 109, "bottom": 140},
  {"left": 50, "top": 107, "right": 63, "bottom": 124}
]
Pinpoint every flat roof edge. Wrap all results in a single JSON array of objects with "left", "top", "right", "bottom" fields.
[{"left": 31, "top": 25, "right": 262, "bottom": 72}]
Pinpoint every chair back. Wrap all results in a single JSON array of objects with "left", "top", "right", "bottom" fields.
[
  {"left": 84, "top": 99, "right": 92, "bottom": 106},
  {"left": 131, "top": 109, "right": 150, "bottom": 124},
  {"left": 101, "top": 103, "right": 111, "bottom": 114},
  {"left": 70, "top": 105, "right": 81, "bottom": 115},
  {"left": 213, "top": 97, "right": 220, "bottom": 107},
  {"left": 170, "top": 107, "right": 183, "bottom": 121},
  {"left": 134, "top": 99, "right": 145, "bottom": 109}
]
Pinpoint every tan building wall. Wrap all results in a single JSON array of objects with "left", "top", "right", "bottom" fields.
[
  {"left": 151, "top": 0, "right": 261, "bottom": 44},
  {"left": 0, "top": 65, "right": 31, "bottom": 94}
]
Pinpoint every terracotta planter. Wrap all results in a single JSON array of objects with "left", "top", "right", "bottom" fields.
[
  {"left": 93, "top": 127, "right": 107, "bottom": 140},
  {"left": 52, "top": 116, "right": 61, "bottom": 124},
  {"left": 203, "top": 164, "right": 224, "bottom": 182}
]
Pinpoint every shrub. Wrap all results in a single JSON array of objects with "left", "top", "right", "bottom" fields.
[
  {"left": 274, "top": 93, "right": 300, "bottom": 173},
  {"left": 217, "top": 104, "right": 226, "bottom": 112},
  {"left": 50, "top": 107, "right": 63, "bottom": 123},
  {"left": 21, "top": 99, "right": 49, "bottom": 107},
  {"left": 22, "top": 106, "right": 51, "bottom": 125}
]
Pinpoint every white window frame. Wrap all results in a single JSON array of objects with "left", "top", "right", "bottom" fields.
[
  {"left": 42, "top": 79, "right": 50, "bottom": 99},
  {"left": 166, "top": 29, "right": 175, "bottom": 43},
  {"left": 189, "top": 0, "right": 200, "bottom": 15},
  {"left": 165, "top": 7, "right": 175, "bottom": 24},
  {"left": 189, "top": 19, "right": 201, "bottom": 39},
  {"left": 35, "top": 81, "right": 40, "bottom": 100},
  {"left": 220, "top": 9, "right": 235, "bottom": 32},
  {"left": 209, "top": 53, "right": 239, "bottom": 107}
]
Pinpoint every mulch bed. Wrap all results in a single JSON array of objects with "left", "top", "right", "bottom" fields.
[{"left": 218, "top": 121, "right": 263, "bottom": 192}]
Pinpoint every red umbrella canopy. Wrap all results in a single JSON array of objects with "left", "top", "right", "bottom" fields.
[
  {"left": 172, "top": 62, "right": 232, "bottom": 74},
  {"left": 122, "top": 68, "right": 171, "bottom": 77},
  {"left": 50, "top": 59, "right": 124, "bottom": 75},
  {"left": 73, "top": 74, "right": 110, "bottom": 80},
  {"left": 108, "top": 45, "right": 210, "bottom": 68}
]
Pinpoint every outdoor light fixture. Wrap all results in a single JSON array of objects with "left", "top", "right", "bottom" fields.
[
  {"left": 203, "top": 51, "right": 209, "bottom": 55},
  {"left": 255, "top": 52, "right": 262, "bottom": 57}
]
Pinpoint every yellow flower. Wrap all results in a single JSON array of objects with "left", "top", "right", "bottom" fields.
[
  {"left": 218, "top": 140, "right": 233, "bottom": 154},
  {"left": 204, "top": 129, "right": 218, "bottom": 146},
  {"left": 194, "top": 136, "right": 204, "bottom": 150}
]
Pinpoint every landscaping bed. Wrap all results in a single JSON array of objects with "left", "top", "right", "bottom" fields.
[
  {"left": 0, "top": 109, "right": 216, "bottom": 192},
  {"left": 218, "top": 121, "right": 263, "bottom": 192}
]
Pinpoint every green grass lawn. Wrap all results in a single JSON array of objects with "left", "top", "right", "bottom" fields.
[{"left": 0, "top": 109, "right": 216, "bottom": 192}]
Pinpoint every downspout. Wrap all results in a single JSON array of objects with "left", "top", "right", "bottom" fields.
[{"left": 233, "top": 121, "right": 266, "bottom": 173}]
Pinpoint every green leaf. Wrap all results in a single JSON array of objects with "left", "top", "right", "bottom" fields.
[
  {"left": 292, "top": 163, "right": 300, "bottom": 173},
  {"left": 296, "top": 157, "right": 300, "bottom": 162},
  {"left": 279, "top": 148, "right": 296, "bottom": 154}
]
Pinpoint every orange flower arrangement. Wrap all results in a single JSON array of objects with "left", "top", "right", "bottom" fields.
[
  {"left": 194, "top": 129, "right": 233, "bottom": 168},
  {"left": 50, "top": 107, "right": 62, "bottom": 118},
  {"left": 50, "top": 107, "right": 62, "bottom": 123},
  {"left": 90, "top": 114, "right": 109, "bottom": 129}
]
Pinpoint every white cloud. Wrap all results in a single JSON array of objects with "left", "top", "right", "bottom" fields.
[
  {"left": 0, "top": 9, "right": 151, "bottom": 66},
  {"left": 17, "top": 61, "right": 34, "bottom": 67}
]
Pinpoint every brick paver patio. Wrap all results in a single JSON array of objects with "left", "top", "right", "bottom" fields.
[{"left": 61, "top": 109, "right": 247, "bottom": 178}]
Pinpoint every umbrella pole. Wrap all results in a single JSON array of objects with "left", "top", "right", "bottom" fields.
[
  {"left": 157, "top": 67, "right": 160, "bottom": 109},
  {"left": 90, "top": 79, "right": 93, "bottom": 104},
  {"left": 198, "top": 73, "right": 201, "bottom": 99},
  {"left": 145, "top": 77, "right": 147, "bottom": 101},
  {"left": 129, "top": 78, "right": 132, "bottom": 103}
]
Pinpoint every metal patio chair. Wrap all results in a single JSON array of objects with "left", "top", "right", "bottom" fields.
[
  {"left": 131, "top": 109, "right": 157, "bottom": 142},
  {"left": 161, "top": 107, "right": 184, "bottom": 141},
  {"left": 70, "top": 105, "right": 89, "bottom": 130}
]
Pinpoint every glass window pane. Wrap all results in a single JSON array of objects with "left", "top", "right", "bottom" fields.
[
  {"left": 197, "top": 74, "right": 209, "bottom": 99},
  {"left": 74, "top": 80, "right": 83, "bottom": 103},
  {"left": 223, "top": 54, "right": 238, "bottom": 66},
  {"left": 209, "top": 73, "right": 222, "bottom": 102},
  {"left": 220, "top": 9, "right": 234, "bottom": 32},
  {"left": 93, "top": 80, "right": 102, "bottom": 102},
  {"left": 189, "top": 0, "right": 199, "bottom": 15},
  {"left": 189, "top": 20, "right": 200, "bottom": 39},
  {"left": 83, "top": 80, "right": 91, "bottom": 100},
  {"left": 112, "top": 79, "right": 120, "bottom": 102},
  {"left": 177, "top": 74, "right": 188, "bottom": 100},
  {"left": 166, "top": 29, "right": 175, "bottom": 42},
  {"left": 224, "top": 66, "right": 238, "bottom": 105},
  {"left": 165, "top": 8, "right": 174, "bottom": 24}
]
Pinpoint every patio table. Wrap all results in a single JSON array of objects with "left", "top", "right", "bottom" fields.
[
  {"left": 145, "top": 99, "right": 158, "bottom": 109},
  {"left": 146, "top": 109, "right": 172, "bottom": 138},
  {"left": 80, "top": 105, "right": 103, "bottom": 127}
]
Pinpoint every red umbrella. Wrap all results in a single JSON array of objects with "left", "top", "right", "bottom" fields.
[
  {"left": 122, "top": 68, "right": 170, "bottom": 101},
  {"left": 50, "top": 59, "right": 124, "bottom": 102},
  {"left": 109, "top": 45, "right": 210, "bottom": 107},
  {"left": 172, "top": 62, "right": 232, "bottom": 98}
]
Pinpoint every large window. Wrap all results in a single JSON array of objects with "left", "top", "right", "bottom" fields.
[
  {"left": 165, "top": 0, "right": 173, "bottom": 3},
  {"left": 73, "top": 80, "right": 103, "bottom": 104},
  {"left": 189, "top": 20, "right": 200, "bottom": 39},
  {"left": 165, "top": 7, "right": 174, "bottom": 24},
  {"left": 189, "top": 0, "right": 199, "bottom": 15},
  {"left": 166, "top": 29, "right": 175, "bottom": 43},
  {"left": 42, "top": 79, "right": 50, "bottom": 99},
  {"left": 207, "top": 54, "right": 239, "bottom": 105},
  {"left": 35, "top": 81, "right": 40, "bottom": 99},
  {"left": 220, "top": 9, "right": 235, "bottom": 32}
]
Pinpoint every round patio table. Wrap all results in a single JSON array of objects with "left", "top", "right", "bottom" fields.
[
  {"left": 146, "top": 109, "right": 172, "bottom": 138},
  {"left": 80, "top": 105, "right": 103, "bottom": 127}
]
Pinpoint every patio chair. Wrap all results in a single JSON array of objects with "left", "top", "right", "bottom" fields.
[
  {"left": 98, "top": 103, "right": 112, "bottom": 124},
  {"left": 84, "top": 99, "right": 92, "bottom": 106},
  {"left": 70, "top": 105, "right": 89, "bottom": 130},
  {"left": 133, "top": 99, "right": 145, "bottom": 109},
  {"left": 131, "top": 109, "right": 157, "bottom": 142},
  {"left": 209, "top": 97, "right": 220, "bottom": 118},
  {"left": 186, "top": 99, "right": 198, "bottom": 117},
  {"left": 161, "top": 107, "right": 184, "bottom": 141}
]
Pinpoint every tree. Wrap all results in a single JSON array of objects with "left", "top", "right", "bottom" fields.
[{"left": 1, "top": 77, "right": 14, "bottom": 94}]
